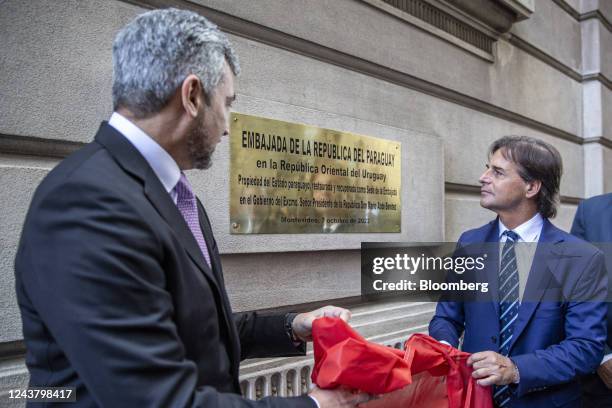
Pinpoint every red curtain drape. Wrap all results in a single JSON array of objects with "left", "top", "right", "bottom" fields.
[{"left": 311, "top": 317, "right": 492, "bottom": 408}]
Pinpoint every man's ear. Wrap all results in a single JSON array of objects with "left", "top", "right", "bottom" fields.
[
  {"left": 180, "top": 74, "right": 203, "bottom": 118},
  {"left": 525, "top": 179, "right": 542, "bottom": 199}
]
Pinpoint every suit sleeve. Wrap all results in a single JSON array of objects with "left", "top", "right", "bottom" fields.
[
  {"left": 511, "top": 249, "right": 608, "bottom": 397},
  {"left": 428, "top": 298, "right": 465, "bottom": 347},
  {"left": 17, "top": 181, "right": 315, "bottom": 408},
  {"left": 428, "top": 237, "right": 466, "bottom": 347},
  {"left": 195, "top": 200, "right": 307, "bottom": 362},
  {"left": 570, "top": 201, "right": 612, "bottom": 353},
  {"left": 570, "top": 201, "right": 586, "bottom": 240},
  {"left": 234, "top": 312, "right": 306, "bottom": 360}
]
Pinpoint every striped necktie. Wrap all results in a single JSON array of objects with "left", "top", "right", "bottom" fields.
[{"left": 494, "top": 229, "right": 520, "bottom": 407}]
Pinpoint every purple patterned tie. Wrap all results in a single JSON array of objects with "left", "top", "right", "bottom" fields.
[{"left": 175, "top": 173, "right": 211, "bottom": 268}]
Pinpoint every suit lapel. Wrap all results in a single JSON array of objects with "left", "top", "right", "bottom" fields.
[
  {"left": 508, "top": 219, "right": 563, "bottom": 351},
  {"left": 196, "top": 199, "right": 241, "bottom": 372},
  {"left": 196, "top": 199, "right": 224, "bottom": 285},
  {"left": 482, "top": 221, "right": 501, "bottom": 318}
]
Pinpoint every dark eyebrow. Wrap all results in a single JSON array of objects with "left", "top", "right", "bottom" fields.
[{"left": 485, "top": 163, "right": 505, "bottom": 173}]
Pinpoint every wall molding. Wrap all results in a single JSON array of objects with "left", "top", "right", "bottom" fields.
[
  {"left": 582, "top": 72, "right": 612, "bottom": 91},
  {"left": 507, "top": 34, "right": 582, "bottom": 82},
  {"left": 584, "top": 136, "right": 612, "bottom": 149},
  {"left": 552, "top": 0, "right": 612, "bottom": 32},
  {"left": 4, "top": 130, "right": 611, "bottom": 160},
  {"left": 2, "top": 131, "right": 606, "bottom": 203},
  {"left": 551, "top": 0, "right": 581, "bottom": 20},
  {"left": 561, "top": 195, "right": 582, "bottom": 205},
  {"left": 508, "top": 33, "right": 612, "bottom": 91},
  {"left": 0, "top": 134, "right": 83, "bottom": 158},
  {"left": 581, "top": 10, "right": 612, "bottom": 33},
  {"left": 254, "top": 295, "right": 365, "bottom": 314},
  {"left": 3, "top": 130, "right": 609, "bottom": 161},
  {"left": 445, "top": 182, "right": 481, "bottom": 195},
  {"left": 445, "top": 182, "right": 583, "bottom": 204},
  {"left": 0, "top": 340, "right": 26, "bottom": 360}
]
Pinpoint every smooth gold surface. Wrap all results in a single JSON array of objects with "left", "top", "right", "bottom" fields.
[{"left": 230, "top": 113, "right": 401, "bottom": 233}]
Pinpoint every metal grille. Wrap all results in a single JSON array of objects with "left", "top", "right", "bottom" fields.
[
  {"left": 382, "top": 0, "right": 493, "bottom": 54},
  {"left": 239, "top": 300, "right": 437, "bottom": 400},
  {"left": 240, "top": 337, "right": 409, "bottom": 399}
]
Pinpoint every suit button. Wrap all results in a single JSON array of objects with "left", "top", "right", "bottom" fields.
[{"left": 491, "top": 336, "right": 497, "bottom": 344}]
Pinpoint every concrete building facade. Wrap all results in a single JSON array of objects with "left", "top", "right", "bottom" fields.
[{"left": 0, "top": 0, "right": 610, "bottom": 403}]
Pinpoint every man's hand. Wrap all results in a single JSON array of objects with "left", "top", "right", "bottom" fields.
[
  {"left": 309, "top": 386, "right": 371, "bottom": 408},
  {"left": 597, "top": 359, "right": 612, "bottom": 389},
  {"left": 292, "top": 305, "right": 351, "bottom": 342},
  {"left": 467, "top": 351, "right": 519, "bottom": 386}
]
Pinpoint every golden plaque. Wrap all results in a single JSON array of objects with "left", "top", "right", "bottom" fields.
[{"left": 230, "top": 113, "right": 401, "bottom": 233}]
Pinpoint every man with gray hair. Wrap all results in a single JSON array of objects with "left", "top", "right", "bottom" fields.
[{"left": 15, "top": 8, "right": 367, "bottom": 407}]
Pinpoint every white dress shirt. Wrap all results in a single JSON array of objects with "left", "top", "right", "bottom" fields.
[
  {"left": 498, "top": 212, "right": 543, "bottom": 244},
  {"left": 108, "top": 112, "right": 181, "bottom": 203}
]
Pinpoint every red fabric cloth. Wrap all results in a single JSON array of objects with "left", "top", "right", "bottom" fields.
[{"left": 311, "top": 317, "right": 492, "bottom": 408}]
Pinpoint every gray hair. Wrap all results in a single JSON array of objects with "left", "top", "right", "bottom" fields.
[{"left": 112, "top": 8, "right": 240, "bottom": 117}]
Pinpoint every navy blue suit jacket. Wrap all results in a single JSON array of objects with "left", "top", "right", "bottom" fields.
[
  {"left": 15, "top": 123, "right": 315, "bottom": 407},
  {"left": 429, "top": 218, "right": 607, "bottom": 407},
  {"left": 571, "top": 193, "right": 612, "bottom": 352}
]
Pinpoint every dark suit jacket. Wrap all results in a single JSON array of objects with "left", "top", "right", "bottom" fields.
[
  {"left": 571, "top": 193, "right": 612, "bottom": 352},
  {"left": 429, "top": 218, "right": 608, "bottom": 408},
  {"left": 14, "top": 123, "right": 315, "bottom": 407}
]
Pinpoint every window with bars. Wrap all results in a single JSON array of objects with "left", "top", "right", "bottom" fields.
[{"left": 381, "top": 0, "right": 494, "bottom": 54}]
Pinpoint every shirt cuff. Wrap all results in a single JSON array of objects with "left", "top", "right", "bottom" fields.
[
  {"left": 510, "top": 358, "right": 520, "bottom": 384},
  {"left": 309, "top": 395, "right": 321, "bottom": 408},
  {"left": 285, "top": 313, "right": 301, "bottom": 345},
  {"left": 602, "top": 353, "right": 612, "bottom": 364}
]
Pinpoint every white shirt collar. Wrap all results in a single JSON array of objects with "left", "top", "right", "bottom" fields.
[
  {"left": 108, "top": 112, "right": 181, "bottom": 194},
  {"left": 498, "top": 212, "right": 544, "bottom": 243}
]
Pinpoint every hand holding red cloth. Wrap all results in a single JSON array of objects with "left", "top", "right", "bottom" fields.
[{"left": 311, "top": 317, "right": 492, "bottom": 408}]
